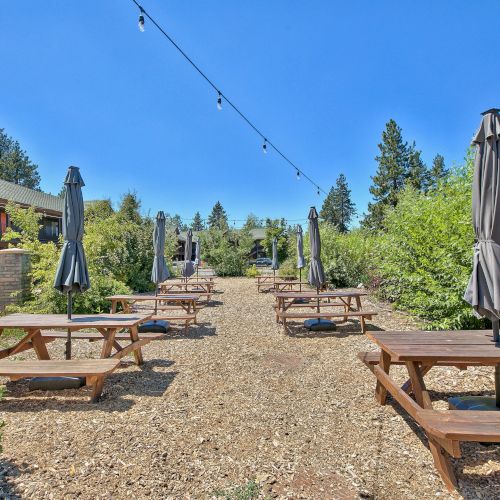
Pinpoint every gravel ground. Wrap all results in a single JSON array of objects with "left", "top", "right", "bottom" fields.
[{"left": 0, "top": 277, "right": 499, "bottom": 499}]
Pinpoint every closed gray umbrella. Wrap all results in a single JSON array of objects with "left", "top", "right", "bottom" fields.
[
  {"left": 308, "top": 207, "right": 326, "bottom": 289},
  {"left": 463, "top": 108, "right": 500, "bottom": 408},
  {"left": 296, "top": 224, "right": 306, "bottom": 291},
  {"left": 182, "top": 229, "right": 195, "bottom": 278},
  {"left": 271, "top": 237, "right": 279, "bottom": 285},
  {"left": 194, "top": 240, "right": 201, "bottom": 279},
  {"left": 54, "top": 166, "right": 90, "bottom": 359},
  {"left": 306, "top": 207, "right": 331, "bottom": 330},
  {"left": 151, "top": 211, "right": 169, "bottom": 314}
]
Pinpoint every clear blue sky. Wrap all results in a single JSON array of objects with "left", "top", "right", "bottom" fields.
[{"left": 1, "top": 1, "right": 499, "bottom": 227}]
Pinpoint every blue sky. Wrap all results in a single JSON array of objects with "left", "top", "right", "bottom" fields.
[{"left": 1, "top": 1, "right": 499, "bottom": 227}]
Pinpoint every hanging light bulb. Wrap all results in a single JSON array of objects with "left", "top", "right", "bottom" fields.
[
  {"left": 262, "top": 139, "right": 267, "bottom": 154},
  {"left": 296, "top": 169, "right": 300, "bottom": 180},
  {"left": 217, "top": 92, "right": 222, "bottom": 111},
  {"left": 138, "top": 7, "right": 145, "bottom": 32}
]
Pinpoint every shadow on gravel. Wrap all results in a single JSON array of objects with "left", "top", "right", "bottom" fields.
[
  {"left": 0, "top": 459, "right": 23, "bottom": 499},
  {"left": 166, "top": 324, "right": 217, "bottom": 340},
  {"left": 284, "top": 321, "right": 384, "bottom": 338}
]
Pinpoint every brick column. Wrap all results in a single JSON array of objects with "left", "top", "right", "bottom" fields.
[{"left": 0, "top": 248, "right": 31, "bottom": 312}]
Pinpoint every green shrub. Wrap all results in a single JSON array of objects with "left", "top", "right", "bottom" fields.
[
  {"left": 245, "top": 265, "right": 260, "bottom": 278},
  {"left": 278, "top": 258, "right": 298, "bottom": 279},
  {"left": 373, "top": 162, "right": 482, "bottom": 329}
]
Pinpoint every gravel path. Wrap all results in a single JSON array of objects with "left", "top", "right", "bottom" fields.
[{"left": 0, "top": 278, "right": 499, "bottom": 499}]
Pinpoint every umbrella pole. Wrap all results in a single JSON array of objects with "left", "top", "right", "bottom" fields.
[
  {"left": 299, "top": 268, "right": 302, "bottom": 292},
  {"left": 493, "top": 320, "right": 500, "bottom": 407},
  {"left": 66, "top": 290, "right": 72, "bottom": 360},
  {"left": 154, "top": 285, "right": 158, "bottom": 316},
  {"left": 317, "top": 286, "right": 320, "bottom": 324}
]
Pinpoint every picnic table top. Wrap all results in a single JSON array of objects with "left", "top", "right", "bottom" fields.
[
  {"left": 0, "top": 313, "right": 151, "bottom": 330},
  {"left": 367, "top": 330, "right": 500, "bottom": 362},
  {"left": 274, "top": 291, "right": 367, "bottom": 299},
  {"left": 263, "top": 280, "right": 310, "bottom": 285},
  {"left": 161, "top": 281, "right": 214, "bottom": 286},
  {"left": 107, "top": 294, "right": 199, "bottom": 302}
]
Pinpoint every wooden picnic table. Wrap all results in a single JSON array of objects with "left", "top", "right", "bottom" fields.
[
  {"left": 0, "top": 312, "right": 152, "bottom": 401},
  {"left": 361, "top": 330, "right": 500, "bottom": 491},
  {"left": 160, "top": 281, "right": 215, "bottom": 294},
  {"left": 107, "top": 294, "right": 199, "bottom": 314},
  {"left": 256, "top": 279, "right": 310, "bottom": 292},
  {"left": 107, "top": 294, "right": 200, "bottom": 333},
  {"left": 274, "top": 291, "right": 376, "bottom": 333}
]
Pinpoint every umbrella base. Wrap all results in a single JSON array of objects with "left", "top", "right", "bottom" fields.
[
  {"left": 29, "top": 377, "right": 85, "bottom": 391},
  {"left": 138, "top": 320, "right": 170, "bottom": 334},
  {"left": 448, "top": 396, "right": 500, "bottom": 411},
  {"left": 304, "top": 319, "right": 336, "bottom": 331}
]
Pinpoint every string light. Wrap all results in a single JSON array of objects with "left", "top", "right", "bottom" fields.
[
  {"left": 262, "top": 139, "right": 267, "bottom": 154},
  {"left": 138, "top": 7, "right": 145, "bottom": 31},
  {"left": 128, "top": 0, "right": 327, "bottom": 196},
  {"left": 317, "top": 187, "right": 320, "bottom": 196}
]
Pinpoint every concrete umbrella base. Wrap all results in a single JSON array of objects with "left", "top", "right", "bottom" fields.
[
  {"left": 448, "top": 396, "right": 500, "bottom": 411},
  {"left": 304, "top": 319, "right": 336, "bottom": 331},
  {"left": 138, "top": 320, "right": 170, "bottom": 334},
  {"left": 29, "top": 377, "right": 85, "bottom": 391}
]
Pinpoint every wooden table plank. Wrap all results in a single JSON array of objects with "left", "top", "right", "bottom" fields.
[
  {"left": 274, "top": 291, "right": 367, "bottom": 299},
  {"left": 0, "top": 313, "right": 151, "bottom": 329}
]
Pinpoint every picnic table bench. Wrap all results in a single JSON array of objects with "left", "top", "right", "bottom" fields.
[
  {"left": 360, "top": 330, "right": 500, "bottom": 491},
  {"left": 107, "top": 294, "right": 199, "bottom": 333},
  {"left": 256, "top": 279, "right": 310, "bottom": 292},
  {"left": 274, "top": 291, "right": 376, "bottom": 333},
  {"left": 159, "top": 282, "right": 214, "bottom": 301},
  {"left": 0, "top": 313, "right": 151, "bottom": 402}
]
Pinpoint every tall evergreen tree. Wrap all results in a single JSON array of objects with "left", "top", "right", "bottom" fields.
[
  {"left": 191, "top": 211, "right": 205, "bottom": 231},
  {"left": 117, "top": 191, "right": 142, "bottom": 224},
  {"left": 362, "top": 119, "right": 409, "bottom": 230},
  {"left": 406, "top": 142, "right": 430, "bottom": 191},
  {"left": 320, "top": 173, "right": 356, "bottom": 232},
  {"left": 243, "top": 213, "right": 263, "bottom": 230},
  {"left": 207, "top": 201, "right": 228, "bottom": 229},
  {"left": 428, "top": 154, "right": 448, "bottom": 190},
  {"left": 0, "top": 129, "right": 41, "bottom": 189}
]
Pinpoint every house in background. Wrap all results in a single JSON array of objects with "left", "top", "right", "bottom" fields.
[{"left": 0, "top": 179, "right": 64, "bottom": 249}]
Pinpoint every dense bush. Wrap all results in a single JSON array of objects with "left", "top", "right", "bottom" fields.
[
  {"left": 316, "top": 226, "right": 374, "bottom": 287},
  {"left": 373, "top": 163, "right": 482, "bottom": 329},
  {"left": 245, "top": 265, "right": 260, "bottom": 278},
  {"left": 278, "top": 258, "right": 298, "bottom": 279},
  {"left": 199, "top": 228, "right": 253, "bottom": 277}
]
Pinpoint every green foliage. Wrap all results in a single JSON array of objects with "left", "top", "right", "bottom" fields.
[
  {"left": 0, "top": 128, "right": 41, "bottom": 189},
  {"left": 262, "top": 218, "right": 289, "bottom": 262},
  {"left": 278, "top": 258, "right": 298, "bottom": 279},
  {"left": 117, "top": 191, "right": 142, "bottom": 225},
  {"left": 320, "top": 173, "right": 356, "bottom": 232},
  {"left": 428, "top": 154, "right": 448, "bottom": 190},
  {"left": 317, "top": 226, "right": 374, "bottom": 287},
  {"left": 245, "top": 264, "right": 260, "bottom": 278},
  {"left": 213, "top": 480, "right": 260, "bottom": 500},
  {"left": 373, "top": 159, "right": 481, "bottom": 329},
  {"left": 84, "top": 199, "right": 114, "bottom": 223},
  {"left": 207, "top": 201, "right": 228, "bottom": 230},
  {"left": 191, "top": 211, "right": 205, "bottom": 231},
  {"left": 199, "top": 228, "right": 253, "bottom": 276},
  {"left": 243, "top": 213, "right": 263, "bottom": 230}
]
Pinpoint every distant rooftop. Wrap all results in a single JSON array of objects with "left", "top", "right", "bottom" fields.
[{"left": 0, "top": 179, "right": 64, "bottom": 214}]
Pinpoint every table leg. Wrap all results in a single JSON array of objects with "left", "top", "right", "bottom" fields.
[
  {"left": 406, "top": 361, "right": 432, "bottom": 409},
  {"left": 31, "top": 329, "right": 51, "bottom": 360},
  {"left": 101, "top": 328, "right": 118, "bottom": 359},
  {"left": 129, "top": 326, "right": 144, "bottom": 365},
  {"left": 375, "top": 350, "right": 391, "bottom": 405},
  {"left": 355, "top": 296, "right": 366, "bottom": 332}
]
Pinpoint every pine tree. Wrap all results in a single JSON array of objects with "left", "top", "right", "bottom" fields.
[
  {"left": 428, "top": 154, "right": 448, "bottom": 190},
  {"left": 207, "top": 201, "right": 228, "bottom": 229},
  {"left": 362, "top": 119, "right": 409, "bottom": 230},
  {"left": 321, "top": 173, "right": 356, "bottom": 232},
  {"left": 0, "top": 129, "right": 41, "bottom": 190},
  {"left": 243, "top": 213, "right": 263, "bottom": 230},
  {"left": 191, "top": 211, "right": 205, "bottom": 231},
  {"left": 117, "top": 191, "right": 142, "bottom": 224},
  {"left": 406, "top": 142, "right": 430, "bottom": 191}
]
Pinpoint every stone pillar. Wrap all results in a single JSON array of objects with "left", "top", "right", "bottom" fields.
[{"left": 0, "top": 248, "right": 30, "bottom": 312}]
